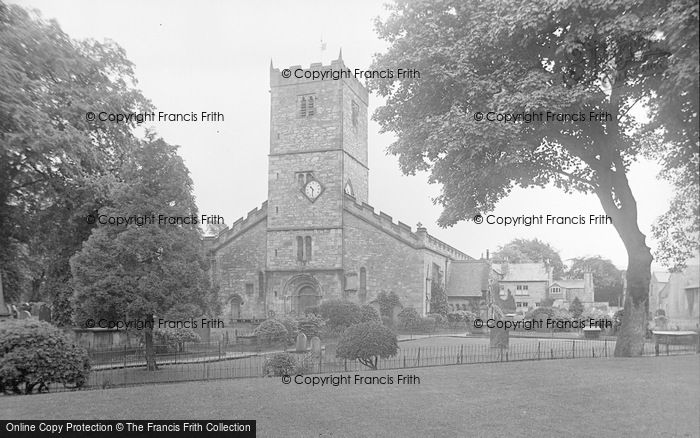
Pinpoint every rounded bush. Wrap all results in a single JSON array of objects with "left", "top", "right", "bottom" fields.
[
  {"left": 297, "top": 314, "right": 324, "bottom": 339},
  {"left": 254, "top": 319, "right": 288, "bottom": 344},
  {"left": 359, "top": 305, "right": 381, "bottom": 324},
  {"left": 263, "top": 353, "right": 298, "bottom": 377},
  {"left": 318, "top": 300, "right": 363, "bottom": 330},
  {"left": 397, "top": 307, "right": 420, "bottom": 329},
  {"left": 0, "top": 320, "right": 91, "bottom": 394},
  {"left": 275, "top": 316, "right": 299, "bottom": 344},
  {"left": 336, "top": 322, "right": 398, "bottom": 370}
]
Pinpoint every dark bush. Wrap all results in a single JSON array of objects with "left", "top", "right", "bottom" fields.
[
  {"left": 397, "top": 307, "right": 420, "bottom": 329},
  {"left": 254, "top": 319, "right": 288, "bottom": 344},
  {"left": 297, "top": 314, "right": 324, "bottom": 339},
  {"left": 372, "top": 291, "right": 402, "bottom": 318},
  {"left": 359, "top": 305, "right": 381, "bottom": 324},
  {"left": 262, "top": 353, "right": 298, "bottom": 377},
  {"left": 0, "top": 320, "right": 91, "bottom": 394},
  {"left": 275, "top": 316, "right": 299, "bottom": 344},
  {"left": 336, "top": 322, "right": 398, "bottom": 370},
  {"left": 317, "top": 300, "right": 362, "bottom": 330}
]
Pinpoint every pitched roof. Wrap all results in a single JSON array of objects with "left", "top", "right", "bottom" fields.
[
  {"left": 446, "top": 260, "right": 490, "bottom": 297},
  {"left": 501, "top": 263, "right": 549, "bottom": 282},
  {"left": 550, "top": 279, "right": 584, "bottom": 289}
]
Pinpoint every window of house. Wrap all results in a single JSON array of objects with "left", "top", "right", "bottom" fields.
[
  {"left": 305, "top": 236, "right": 312, "bottom": 261},
  {"left": 245, "top": 283, "right": 254, "bottom": 295},
  {"left": 515, "top": 284, "right": 529, "bottom": 296},
  {"left": 351, "top": 101, "right": 359, "bottom": 127},
  {"left": 551, "top": 286, "right": 561, "bottom": 294}
]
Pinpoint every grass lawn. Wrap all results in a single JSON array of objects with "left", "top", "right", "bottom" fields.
[{"left": 2, "top": 355, "right": 697, "bottom": 437}]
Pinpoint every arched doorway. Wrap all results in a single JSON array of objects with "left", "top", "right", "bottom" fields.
[
  {"left": 283, "top": 274, "right": 322, "bottom": 315},
  {"left": 230, "top": 294, "right": 242, "bottom": 320},
  {"left": 298, "top": 285, "right": 319, "bottom": 314}
]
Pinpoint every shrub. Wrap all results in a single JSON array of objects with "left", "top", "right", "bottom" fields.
[
  {"left": 417, "top": 315, "right": 437, "bottom": 332},
  {"left": 429, "top": 283, "right": 449, "bottom": 316},
  {"left": 427, "top": 313, "right": 448, "bottom": 328},
  {"left": 0, "top": 320, "right": 91, "bottom": 394},
  {"left": 336, "top": 322, "right": 398, "bottom": 370},
  {"left": 254, "top": 319, "right": 288, "bottom": 344},
  {"left": 317, "top": 300, "right": 362, "bottom": 330},
  {"left": 304, "top": 305, "right": 320, "bottom": 317},
  {"left": 275, "top": 316, "right": 299, "bottom": 344},
  {"left": 359, "top": 305, "right": 381, "bottom": 324},
  {"left": 569, "top": 297, "right": 584, "bottom": 318},
  {"left": 397, "top": 307, "right": 420, "bottom": 329},
  {"left": 154, "top": 327, "right": 201, "bottom": 352},
  {"left": 381, "top": 315, "right": 393, "bottom": 327},
  {"left": 372, "top": 291, "right": 402, "bottom": 318},
  {"left": 297, "top": 314, "right": 324, "bottom": 339},
  {"left": 262, "top": 353, "right": 298, "bottom": 377}
]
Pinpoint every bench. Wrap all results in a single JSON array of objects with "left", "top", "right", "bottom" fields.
[
  {"left": 652, "top": 330, "right": 700, "bottom": 355},
  {"left": 582, "top": 327, "right": 601, "bottom": 339}
]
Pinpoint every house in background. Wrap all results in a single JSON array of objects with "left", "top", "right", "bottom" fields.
[
  {"left": 497, "top": 263, "right": 553, "bottom": 312},
  {"left": 445, "top": 259, "right": 501, "bottom": 313},
  {"left": 548, "top": 270, "right": 594, "bottom": 307},
  {"left": 649, "top": 265, "right": 699, "bottom": 330}
]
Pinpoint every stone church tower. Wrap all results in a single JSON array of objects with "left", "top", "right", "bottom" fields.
[{"left": 205, "top": 54, "right": 474, "bottom": 322}]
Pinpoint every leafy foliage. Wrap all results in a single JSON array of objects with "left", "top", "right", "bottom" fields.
[
  {"left": 336, "top": 322, "right": 399, "bottom": 370},
  {"left": 317, "top": 300, "right": 362, "bottom": 331},
  {"left": 0, "top": 4, "right": 150, "bottom": 311},
  {"left": 275, "top": 316, "right": 299, "bottom": 344},
  {"left": 262, "top": 353, "right": 298, "bottom": 377},
  {"left": 359, "top": 305, "right": 381, "bottom": 324},
  {"left": 569, "top": 297, "right": 584, "bottom": 319},
  {"left": 254, "top": 319, "right": 288, "bottom": 344},
  {"left": 397, "top": 307, "right": 420, "bottom": 329},
  {"left": 154, "top": 327, "right": 201, "bottom": 352},
  {"left": 492, "top": 239, "right": 565, "bottom": 279},
  {"left": 567, "top": 256, "right": 623, "bottom": 305},
  {"left": 297, "top": 314, "right": 324, "bottom": 339},
  {"left": 0, "top": 320, "right": 90, "bottom": 394},
  {"left": 429, "top": 282, "right": 449, "bottom": 315},
  {"left": 372, "top": 291, "right": 402, "bottom": 318},
  {"left": 369, "top": 0, "right": 698, "bottom": 356}
]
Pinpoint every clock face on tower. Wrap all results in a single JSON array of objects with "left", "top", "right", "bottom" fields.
[{"left": 303, "top": 179, "right": 323, "bottom": 202}]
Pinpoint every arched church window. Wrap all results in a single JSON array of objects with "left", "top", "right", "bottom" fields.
[
  {"left": 305, "top": 236, "right": 312, "bottom": 261},
  {"left": 296, "top": 236, "right": 304, "bottom": 261}
]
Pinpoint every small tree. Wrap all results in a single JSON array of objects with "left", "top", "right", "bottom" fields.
[
  {"left": 0, "top": 320, "right": 91, "bottom": 394},
  {"left": 359, "top": 305, "right": 381, "bottom": 324},
  {"left": 336, "top": 322, "right": 399, "bottom": 370},
  {"left": 254, "top": 319, "right": 288, "bottom": 345},
  {"left": 263, "top": 353, "right": 298, "bottom": 377},
  {"left": 317, "top": 300, "right": 362, "bottom": 331},
  {"left": 569, "top": 297, "right": 585, "bottom": 319},
  {"left": 429, "top": 282, "right": 449, "bottom": 316},
  {"left": 397, "top": 307, "right": 420, "bottom": 329},
  {"left": 373, "top": 291, "right": 402, "bottom": 318}
]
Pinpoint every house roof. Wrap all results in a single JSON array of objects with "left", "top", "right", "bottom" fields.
[
  {"left": 501, "top": 263, "right": 549, "bottom": 282},
  {"left": 446, "top": 260, "right": 490, "bottom": 297},
  {"left": 550, "top": 279, "right": 584, "bottom": 289}
]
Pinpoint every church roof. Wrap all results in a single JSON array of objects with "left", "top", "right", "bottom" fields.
[{"left": 446, "top": 260, "right": 490, "bottom": 297}]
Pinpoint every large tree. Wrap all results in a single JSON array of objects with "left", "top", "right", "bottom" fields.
[
  {"left": 0, "top": 3, "right": 149, "bottom": 318},
  {"left": 71, "top": 137, "right": 213, "bottom": 370},
  {"left": 491, "top": 238, "right": 565, "bottom": 279},
  {"left": 567, "top": 256, "right": 623, "bottom": 306},
  {"left": 369, "top": 0, "right": 698, "bottom": 356}
]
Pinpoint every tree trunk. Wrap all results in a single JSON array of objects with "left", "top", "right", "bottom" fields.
[
  {"left": 144, "top": 314, "right": 157, "bottom": 371},
  {"left": 594, "top": 165, "right": 653, "bottom": 357}
]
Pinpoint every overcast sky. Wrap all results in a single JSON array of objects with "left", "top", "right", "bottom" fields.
[{"left": 14, "top": 0, "right": 678, "bottom": 270}]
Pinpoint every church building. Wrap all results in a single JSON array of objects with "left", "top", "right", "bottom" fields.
[{"left": 204, "top": 54, "right": 476, "bottom": 321}]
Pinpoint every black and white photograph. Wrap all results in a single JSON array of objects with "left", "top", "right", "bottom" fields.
[{"left": 1, "top": 0, "right": 698, "bottom": 436}]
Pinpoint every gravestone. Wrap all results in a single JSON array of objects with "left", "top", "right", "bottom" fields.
[
  {"left": 310, "top": 336, "right": 322, "bottom": 356},
  {"left": 18, "top": 310, "right": 31, "bottom": 320},
  {"left": 295, "top": 332, "right": 308, "bottom": 352},
  {"left": 38, "top": 304, "right": 51, "bottom": 323}
]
